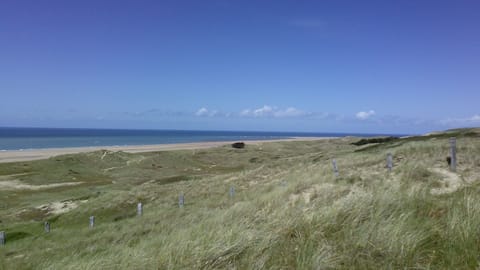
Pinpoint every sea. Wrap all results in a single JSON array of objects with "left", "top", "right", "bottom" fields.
[{"left": 0, "top": 127, "right": 405, "bottom": 151}]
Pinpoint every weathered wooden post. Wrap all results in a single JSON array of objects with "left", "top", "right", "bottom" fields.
[
  {"left": 89, "top": 216, "right": 95, "bottom": 228},
  {"left": 450, "top": 137, "right": 457, "bottom": 172},
  {"left": 179, "top": 193, "right": 184, "bottom": 208},
  {"left": 332, "top": 159, "right": 339, "bottom": 177},
  {"left": 137, "top": 202, "right": 143, "bottom": 216},
  {"left": 229, "top": 186, "right": 235, "bottom": 198},
  {"left": 387, "top": 153, "right": 393, "bottom": 172},
  {"left": 0, "top": 231, "right": 5, "bottom": 245},
  {"left": 44, "top": 222, "right": 50, "bottom": 233}
]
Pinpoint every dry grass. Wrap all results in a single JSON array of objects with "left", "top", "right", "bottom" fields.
[{"left": 1, "top": 129, "right": 480, "bottom": 269}]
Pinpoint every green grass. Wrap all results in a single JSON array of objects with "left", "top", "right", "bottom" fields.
[{"left": 1, "top": 129, "right": 480, "bottom": 269}]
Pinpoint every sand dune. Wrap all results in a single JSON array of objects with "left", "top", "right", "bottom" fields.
[{"left": 0, "top": 137, "right": 332, "bottom": 163}]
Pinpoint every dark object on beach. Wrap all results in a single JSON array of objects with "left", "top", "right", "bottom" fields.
[
  {"left": 231, "top": 142, "right": 245, "bottom": 149},
  {"left": 446, "top": 156, "right": 451, "bottom": 166},
  {"left": 351, "top": 136, "right": 398, "bottom": 146}
]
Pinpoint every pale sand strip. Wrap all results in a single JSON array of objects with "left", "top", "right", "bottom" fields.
[
  {"left": 0, "top": 137, "right": 334, "bottom": 163},
  {"left": 0, "top": 180, "right": 83, "bottom": 190}
]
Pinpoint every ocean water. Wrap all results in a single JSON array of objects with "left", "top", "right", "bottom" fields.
[{"left": 0, "top": 127, "right": 403, "bottom": 151}]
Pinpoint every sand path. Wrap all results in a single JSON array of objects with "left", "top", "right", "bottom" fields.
[
  {"left": 0, "top": 179, "right": 83, "bottom": 190},
  {"left": 430, "top": 168, "right": 463, "bottom": 195}
]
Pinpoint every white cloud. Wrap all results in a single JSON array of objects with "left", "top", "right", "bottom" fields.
[
  {"left": 253, "top": 105, "right": 274, "bottom": 117},
  {"left": 356, "top": 110, "right": 376, "bottom": 120},
  {"left": 194, "top": 105, "right": 322, "bottom": 119},
  {"left": 195, "top": 107, "right": 218, "bottom": 117},
  {"left": 240, "top": 105, "right": 308, "bottom": 118},
  {"left": 195, "top": 107, "right": 209, "bottom": 116}
]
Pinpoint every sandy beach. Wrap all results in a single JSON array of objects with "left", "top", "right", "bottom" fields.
[{"left": 0, "top": 137, "right": 333, "bottom": 163}]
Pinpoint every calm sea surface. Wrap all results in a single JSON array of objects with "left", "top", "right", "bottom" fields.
[{"left": 0, "top": 127, "right": 405, "bottom": 150}]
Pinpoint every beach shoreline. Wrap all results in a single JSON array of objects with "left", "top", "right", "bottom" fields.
[{"left": 0, "top": 137, "right": 335, "bottom": 163}]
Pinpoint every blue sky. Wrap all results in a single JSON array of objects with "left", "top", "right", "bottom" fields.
[{"left": 1, "top": 0, "right": 479, "bottom": 134}]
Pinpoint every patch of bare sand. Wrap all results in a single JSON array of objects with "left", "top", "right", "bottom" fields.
[
  {"left": 37, "top": 200, "right": 88, "bottom": 215},
  {"left": 0, "top": 180, "right": 83, "bottom": 190},
  {"left": 430, "top": 168, "right": 463, "bottom": 195}
]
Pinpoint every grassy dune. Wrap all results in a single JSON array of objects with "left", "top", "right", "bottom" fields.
[{"left": 1, "top": 129, "right": 480, "bottom": 269}]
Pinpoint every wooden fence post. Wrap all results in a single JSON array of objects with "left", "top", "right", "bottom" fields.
[
  {"left": 387, "top": 153, "right": 393, "bottom": 172},
  {"left": 332, "top": 159, "right": 339, "bottom": 177},
  {"left": 450, "top": 137, "right": 457, "bottom": 172},
  {"left": 0, "top": 231, "right": 5, "bottom": 245},
  {"left": 89, "top": 216, "right": 95, "bottom": 228},
  {"left": 179, "top": 193, "right": 184, "bottom": 208},
  {"left": 137, "top": 202, "right": 143, "bottom": 216}
]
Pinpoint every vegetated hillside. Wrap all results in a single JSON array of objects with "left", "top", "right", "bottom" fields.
[{"left": 0, "top": 129, "right": 479, "bottom": 269}]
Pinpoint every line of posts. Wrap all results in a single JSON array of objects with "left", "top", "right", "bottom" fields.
[{"left": 0, "top": 138, "right": 459, "bottom": 246}]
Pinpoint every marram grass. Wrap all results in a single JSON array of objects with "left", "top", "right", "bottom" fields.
[{"left": 1, "top": 130, "right": 480, "bottom": 269}]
